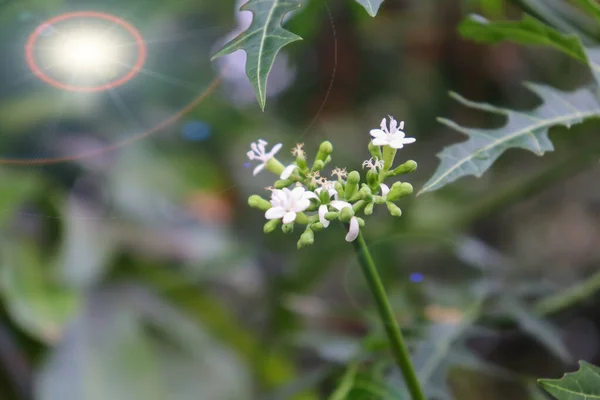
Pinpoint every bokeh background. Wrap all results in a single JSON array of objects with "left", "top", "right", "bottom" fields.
[{"left": 0, "top": 0, "right": 599, "bottom": 399}]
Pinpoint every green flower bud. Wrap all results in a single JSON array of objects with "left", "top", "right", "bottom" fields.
[
  {"left": 248, "top": 195, "right": 271, "bottom": 211},
  {"left": 324, "top": 155, "right": 332, "bottom": 166},
  {"left": 265, "top": 157, "right": 285, "bottom": 176},
  {"left": 388, "top": 160, "right": 417, "bottom": 177},
  {"left": 366, "top": 170, "right": 379, "bottom": 192},
  {"left": 368, "top": 140, "right": 383, "bottom": 159},
  {"left": 364, "top": 202, "right": 374, "bottom": 215},
  {"left": 311, "top": 160, "right": 325, "bottom": 172},
  {"left": 282, "top": 223, "right": 294, "bottom": 234},
  {"left": 274, "top": 179, "right": 293, "bottom": 189},
  {"left": 356, "top": 217, "right": 365, "bottom": 227},
  {"left": 334, "top": 181, "right": 344, "bottom": 198},
  {"left": 296, "top": 153, "right": 308, "bottom": 171},
  {"left": 311, "top": 222, "right": 325, "bottom": 231},
  {"left": 325, "top": 211, "right": 338, "bottom": 221},
  {"left": 382, "top": 146, "right": 397, "bottom": 171},
  {"left": 353, "top": 200, "right": 366, "bottom": 213},
  {"left": 386, "top": 182, "right": 413, "bottom": 202},
  {"left": 297, "top": 227, "right": 314, "bottom": 249},
  {"left": 386, "top": 202, "right": 402, "bottom": 217},
  {"left": 315, "top": 141, "right": 333, "bottom": 163},
  {"left": 264, "top": 219, "right": 280, "bottom": 233},
  {"left": 345, "top": 171, "right": 360, "bottom": 198},
  {"left": 339, "top": 206, "right": 354, "bottom": 222},
  {"left": 295, "top": 212, "right": 310, "bottom": 224},
  {"left": 319, "top": 189, "right": 330, "bottom": 204}
]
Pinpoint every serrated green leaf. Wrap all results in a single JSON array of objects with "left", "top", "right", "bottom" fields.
[
  {"left": 458, "top": 14, "right": 600, "bottom": 82},
  {"left": 419, "top": 84, "right": 600, "bottom": 195},
  {"left": 539, "top": 361, "right": 600, "bottom": 400},
  {"left": 354, "top": 0, "right": 385, "bottom": 16},
  {"left": 211, "top": 0, "right": 302, "bottom": 110}
]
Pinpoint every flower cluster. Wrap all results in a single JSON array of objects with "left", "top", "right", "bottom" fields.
[{"left": 246, "top": 116, "right": 416, "bottom": 248}]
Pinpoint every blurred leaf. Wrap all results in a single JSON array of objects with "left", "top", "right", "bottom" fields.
[
  {"left": 354, "top": 0, "right": 385, "bottom": 16},
  {"left": 420, "top": 84, "right": 600, "bottom": 194},
  {"left": 0, "top": 243, "right": 79, "bottom": 344},
  {"left": 36, "top": 285, "right": 252, "bottom": 400},
  {"left": 500, "top": 299, "right": 571, "bottom": 363},
  {"left": 458, "top": 14, "right": 600, "bottom": 82},
  {"left": 211, "top": 0, "right": 302, "bottom": 110},
  {"left": 329, "top": 362, "right": 359, "bottom": 400},
  {"left": 538, "top": 361, "right": 600, "bottom": 399},
  {"left": 572, "top": 0, "right": 600, "bottom": 22}
]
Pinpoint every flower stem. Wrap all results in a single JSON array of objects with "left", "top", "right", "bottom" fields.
[{"left": 350, "top": 230, "right": 426, "bottom": 400}]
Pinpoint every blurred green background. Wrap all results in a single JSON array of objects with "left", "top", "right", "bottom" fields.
[{"left": 0, "top": 0, "right": 599, "bottom": 399}]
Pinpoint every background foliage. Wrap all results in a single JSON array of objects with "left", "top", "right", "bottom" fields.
[{"left": 0, "top": 0, "right": 600, "bottom": 399}]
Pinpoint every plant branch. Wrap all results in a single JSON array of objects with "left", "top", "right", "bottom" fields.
[{"left": 350, "top": 230, "right": 426, "bottom": 400}]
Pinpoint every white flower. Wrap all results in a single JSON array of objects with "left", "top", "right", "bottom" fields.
[
  {"left": 247, "top": 139, "right": 282, "bottom": 176},
  {"left": 380, "top": 183, "right": 390, "bottom": 197},
  {"left": 362, "top": 157, "right": 384, "bottom": 172},
  {"left": 280, "top": 164, "right": 298, "bottom": 179},
  {"left": 369, "top": 116, "right": 416, "bottom": 149},
  {"left": 330, "top": 200, "right": 359, "bottom": 242},
  {"left": 265, "top": 187, "right": 317, "bottom": 224}
]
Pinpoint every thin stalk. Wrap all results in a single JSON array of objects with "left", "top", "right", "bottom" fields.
[{"left": 350, "top": 230, "right": 426, "bottom": 400}]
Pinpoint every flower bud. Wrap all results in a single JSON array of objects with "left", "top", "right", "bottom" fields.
[
  {"left": 386, "top": 182, "right": 413, "bottom": 202},
  {"left": 297, "top": 228, "right": 314, "bottom": 248},
  {"left": 364, "top": 202, "right": 374, "bottom": 215},
  {"left": 368, "top": 140, "right": 383, "bottom": 159},
  {"left": 345, "top": 171, "right": 360, "bottom": 198},
  {"left": 296, "top": 153, "right": 308, "bottom": 171},
  {"left": 265, "top": 157, "right": 285, "bottom": 176},
  {"left": 315, "top": 141, "right": 333, "bottom": 163},
  {"left": 282, "top": 223, "right": 294, "bottom": 234},
  {"left": 352, "top": 200, "right": 366, "bottom": 213},
  {"left": 382, "top": 146, "right": 397, "bottom": 171},
  {"left": 318, "top": 189, "right": 330, "bottom": 204},
  {"left": 334, "top": 181, "right": 344, "bottom": 198},
  {"left": 264, "top": 219, "right": 280, "bottom": 233},
  {"left": 388, "top": 160, "right": 417, "bottom": 176},
  {"left": 274, "top": 179, "right": 293, "bottom": 189},
  {"left": 386, "top": 202, "right": 402, "bottom": 217},
  {"left": 295, "top": 212, "right": 309, "bottom": 224},
  {"left": 311, "top": 222, "right": 325, "bottom": 231},
  {"left": 339, "top": 206, "right": 354, "bottom": 222},
  {"left": 311, "top": 160, "right": 325, "bottom": 172},
  {"left": 366, "top": 170, "right": 379, "bottom": 192},
  {"left": 248, "top": 195, "right": 271, "bottom": 211},
  {"left": 356, "top": 217, "right": 365, "bottom": 227},
  {"left": 325, "top": 211, "right": 338, "bottom": 221}
]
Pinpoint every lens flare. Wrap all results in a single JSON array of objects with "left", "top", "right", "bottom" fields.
[{"left": 25, "top": 11, "right": 147, "bottom": 92}]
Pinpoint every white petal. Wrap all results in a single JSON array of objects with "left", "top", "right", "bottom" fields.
[
  {"left": 318, "top": 205, "right": 330, "bottom": 228},
  {"left": 394, "top": 130, "right": 406, "bottom": 139},
  {"left": 292, "top": 198, "right": 310, "bottom": 212},
  {"left": 402, "top": 137, "right": 416, "bottom": 144},
  {"left": 371, "top": 138, "right": 389, "bottom": 147},
  {"left": 253, "top": 163, "right": 266, "bottom": 175},
  {"left": 265, "top": 207, "right": 286, "bottom": 220},
  {"left": 345, "top": 217, "right": 359, "bottom": 242},
  {"left": 247, "top": 150, "right": 256, "bottom": 160},
  {"left": 282, "top": 211, "right": 297, "bottom": 224},
  {"left": 330, "top": 200, "right": 352, "bottom": 211},
  {"left": 388, "top": 139, "right": 405, "bottom": 149},
  {"left": 369, "top": 129, "right": 386, "bottom": 138},
  {"left": 268, "top": 143, "right": 283, "bottom": 157},
  {"left": 258, "top": 139, "right": 268, "bottom": 146},
  {"left": 303, "top": 191, "right": 319, "bottom": 200},
  {"left": 399, "top": 120, "right": 405, "bottom": 130},
  {"left": 291, "top": 186, "right": 306, "bottom": 199},
  {"left": 380, "top": 183, "right": 390, "bottom": 197},
  {"left": 280, "top": 164, "right": 297, "bottom": 179}
]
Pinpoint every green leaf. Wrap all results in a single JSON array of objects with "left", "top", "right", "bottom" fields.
[
  {"left": 354, "top": 0, "right": 385, "bottom": 16},
  {"left": 419, "top": 84, "right": 600, "bottom": 195},
  {"left": 571, "top": 0, "right": 600, "bottom": 24},
  {"left": 0, "top": 243, "right": 80, "bottom": 344},
  {"left": 538, "top": 361, "right": 600, "bottom": 399},
  {"left": 211, "top": 0, "right": 302, "bottom": 110},
  {"left": 458, "top": 14, "right": 600, "bottom": 81},
  {"left": 329, "top": 363, "right": 359, "bottom": 400},
  {"left": 500, "top": 299, "right": 571, "bottom": 363}
]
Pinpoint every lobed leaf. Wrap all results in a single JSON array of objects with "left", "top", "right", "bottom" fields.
[
  {"left": 539, "top": 361, "right": 600, "bottom": 400},
  {"left": 354, "top": 0, "right": 385, "bottom": 17},
  {"left": 212, "top": 0, "right": 302, "bottom": 110},
  {"left": 419, "top": 84, "right": 600, "bottom": 195}
]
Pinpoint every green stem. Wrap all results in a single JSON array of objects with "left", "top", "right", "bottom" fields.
[
  {"left": 350, "top": 231, "right": 426, "bottom": 400},
  {"left": 533, "top": 269, "right": 600, "bottom": 317}
]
